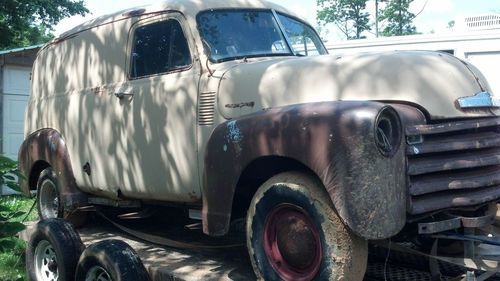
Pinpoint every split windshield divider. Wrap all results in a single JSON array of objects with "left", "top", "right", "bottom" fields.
[{"left": 271, "top": 9, "right": 298, "bottom": 57}]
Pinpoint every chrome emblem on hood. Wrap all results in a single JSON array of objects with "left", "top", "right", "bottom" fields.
[{"left": 457, "top": 92, "right": 500, "bottom": 108}]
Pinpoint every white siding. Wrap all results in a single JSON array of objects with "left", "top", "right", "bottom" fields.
[{"left": 465, "top": 52, "right": 500, "bottom": 96}]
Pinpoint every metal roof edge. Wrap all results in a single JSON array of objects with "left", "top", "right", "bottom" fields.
[{"left": 0, "top": 44, "right": 44, "bottom": 56}]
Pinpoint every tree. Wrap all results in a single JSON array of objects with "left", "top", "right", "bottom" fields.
[
  {"left": 379, "top": 0, "right": 417, "bottom": 36},
  {"left": 0, "top": 0, "right": 89, "bottom": 50},
  {"left": 317, "top": 0, "right": 371, "bottom": 40},
  {"left": 447, "top": 20, "right": 455, "bottom": 30}
]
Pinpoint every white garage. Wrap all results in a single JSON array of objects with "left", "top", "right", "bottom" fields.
[
  {"left": 0, "top": 45, "right": 41, "bottom": 194},
  {"left": 0, "top": 45, "right": 41, "bottom": 160}
]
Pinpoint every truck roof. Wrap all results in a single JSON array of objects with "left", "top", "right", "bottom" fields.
[{"left": 55, "top": 0, "right": 301, "bottom": 42}]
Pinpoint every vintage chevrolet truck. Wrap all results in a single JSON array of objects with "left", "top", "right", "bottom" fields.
[{"left": 19, "top": 0, "right": 500, "bottom": 280}]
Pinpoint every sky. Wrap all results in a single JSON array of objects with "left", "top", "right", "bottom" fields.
[{"left": 54, "top": 0, "right": 500, "bottom": 41}]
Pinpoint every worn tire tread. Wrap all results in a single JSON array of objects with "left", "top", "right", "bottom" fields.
[{"left": 246, "top": 171, "right": 368, "bottom": 281}]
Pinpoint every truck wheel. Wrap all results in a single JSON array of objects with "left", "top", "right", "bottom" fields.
[
  {"left": 246, "top": 171, "right": 368, "bottom": 281},
  {"left": 75, "top": 239, "right": 150, "bottom": 281},
  {"left": 26, "top": 218, "right": 85, "bottom": 281},
  {"left": 37, "top": 167, "right": 86, "bottom": 226}
]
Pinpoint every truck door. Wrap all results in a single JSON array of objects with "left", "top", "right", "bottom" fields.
[{"left": 85, "top": 13, "right": 202, "bottom": 202}]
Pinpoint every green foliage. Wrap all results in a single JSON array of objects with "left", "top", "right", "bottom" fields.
[
  {"left": 317, "top": 0, "right": 371, "bottom": 40},
  {"left": 0, "top": 205, "right": 26, "bottom": 239},
  {"left": 0, "top": 156, "right": 23, "bottom": 194},
  {"left": 0, "top": 250, "right": 26, "bottom": 281},
  {"left": 0, "top": 195, "right": 38, "bottom": 281},
  {"left": 0, "top": 0, "right": 89, "bottom": 50},
  {"left": 0, "top": 196, "right": 37, "bottom": 280},
  {"left": 0, "top": 155, "right": 36, "bottom": 281},
  {"left": 0, "top": 195, "right": 37, "bottom": 281},
  {"left": 379, "top": 0, "right": 418, "bottom": 36},
  {"left": 0, "top": 196, "right": 37, "bottom": 223},
  {"left": 0, "top": 158, "right": 27, "bottom": 250}
]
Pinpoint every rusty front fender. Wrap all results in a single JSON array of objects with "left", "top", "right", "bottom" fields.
[{"left": 202, "top": 101, "right": 407, "bottom": 240}]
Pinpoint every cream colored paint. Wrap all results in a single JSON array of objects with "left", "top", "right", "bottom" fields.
[
  {"left": 28, "top": 6, "right": 204, "bottom": 201},
  {"left": 217, "top": 51, "right": 498, "bottom": 120},
  {"left": 74, "top": 13, "right": 202, "bottom": 202},
  {"left": 26, "top": 0, "right": 499, "bottom": 203},
  {"left": 78, "top": 69, "right": 200, "bottom": 202}
]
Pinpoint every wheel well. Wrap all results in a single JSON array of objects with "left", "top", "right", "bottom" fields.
[
  {"left": 231, "top": 156, "right": 315, "bottom": 220},
  {"left": 29, "top": 161, "right": 50, "bottom": 190}
]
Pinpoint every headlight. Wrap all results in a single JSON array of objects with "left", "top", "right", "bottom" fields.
[{"left": 375, "top": 106, "right": 402, "bottom": 157}]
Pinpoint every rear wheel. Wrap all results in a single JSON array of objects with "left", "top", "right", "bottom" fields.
[
  {"left": 36, "top": 167, "right": 86, "bottom": 226},
  {"left": 246, "top": 171, "right": 368, "bottom": 281},
  {"left": 37, "top": 168, "right": 61, "bottom": 220}
]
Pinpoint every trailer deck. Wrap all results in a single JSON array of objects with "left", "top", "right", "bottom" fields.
[{"left": 21, "top": 209, "right": 500, "bottom": 281}]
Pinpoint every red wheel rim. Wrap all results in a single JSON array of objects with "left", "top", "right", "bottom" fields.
[{"left": 263, "top": 203, "right": 322, "bottom": 281}]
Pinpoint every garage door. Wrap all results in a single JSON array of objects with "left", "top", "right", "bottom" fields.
[
  {"left": 2, "top": 65, "right": 30, "bottom": 160},
  {"left": 466, "top": 51, "right": 500, "bottom": 97}
]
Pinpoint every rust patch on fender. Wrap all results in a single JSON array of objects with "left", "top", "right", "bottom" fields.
[
  {"left": 18, "top": 128, "right": 87, "bottom": 209},
  {"left": 202, "top": 101, "right": 418, "bottom": 239}
]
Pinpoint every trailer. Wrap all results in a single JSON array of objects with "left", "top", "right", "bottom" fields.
[{"left": 21, "top": 206, "right": 500, "bottom": 281}]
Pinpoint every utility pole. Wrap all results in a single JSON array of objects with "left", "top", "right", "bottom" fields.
[{"left": 375, "top": 0, "right": 387, "bottom": 37}]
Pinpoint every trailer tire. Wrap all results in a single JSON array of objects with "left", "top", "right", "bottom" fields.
[
  {"left": 75, "top": 239, "right": 150, "bottom": 281},
  {"left": 246, "top": 171, "right": 368, "bottom": 281},
  {"left": 26, "top": 218, "right": 85, "bottom": 281},
  {"left": 36, "top": 167, "right": 87, "bottom": 226}
]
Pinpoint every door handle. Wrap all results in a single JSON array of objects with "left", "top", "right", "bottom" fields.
[{"left": 114, "top": 92, "right": 134, "bottom": 99}]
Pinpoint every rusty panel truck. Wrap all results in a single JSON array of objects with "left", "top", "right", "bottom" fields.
[{"left": 19, "top": 0, "right": 500, "bottom": 280}]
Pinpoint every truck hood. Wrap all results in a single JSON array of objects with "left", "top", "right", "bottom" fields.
[{"left": 217, "top": 51, "right": 498, "bottom": 120}]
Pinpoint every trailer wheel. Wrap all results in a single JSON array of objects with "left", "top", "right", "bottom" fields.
[
  {"left": 75, "top": 239, "right": 150, "bottom": 281},
  {"left": 26, "top": 219, "right": 85, "bottom": 281},
  {"left": 246, "top": 171, "right": 368, "bottom": 281},
  {"left": 37, "top": 167, "right": 86, "bottom": 226}
]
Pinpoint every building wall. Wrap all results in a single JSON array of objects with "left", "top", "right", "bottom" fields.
[
  {"left": 0, "top": 47, "right": 38, "bottom": 194},
  {"left": 0, "top": 47, "right": 38, "bottom": 161},
  {"left": 2, "top": 65, "right": 31, "bottom": 160}
]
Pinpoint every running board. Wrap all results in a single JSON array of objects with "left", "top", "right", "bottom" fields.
[
  {"left": 96, "top": 209, "right": 244, "bottom": 250},
  {"left": 88, "top": 197, "right": 141, "bottom": 208}
]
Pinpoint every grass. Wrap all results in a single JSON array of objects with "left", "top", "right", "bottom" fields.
[
  {"left": 0, "top": 242, "right": 26, "bottom": 281},
  {"left": 0, "top": 195, "right": 37, "bottom": 281},
  {"left": 0, "top": 195, "right": 38, "bottom": 222}
]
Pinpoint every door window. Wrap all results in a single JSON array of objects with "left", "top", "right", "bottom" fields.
[{"left": 130, "top": 19, "right": 192, "bottom": 78}]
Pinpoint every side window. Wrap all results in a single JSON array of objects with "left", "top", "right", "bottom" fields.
[
  {"left": 130, "top": 19, "right": 192, "bottom": 78},
  {"left": 277, "top": 14, "right": 325, "bottom": 56}
]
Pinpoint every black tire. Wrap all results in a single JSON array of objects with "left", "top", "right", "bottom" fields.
[
  {"left": 246, "top": 171, "right": 368, "bottom": 281},
  {"left": 75, "top": 239, "right": 151, "bottom": 281},
  {"left": 36, "top": 167, "right": 87, "bottom": 226},
  {"left": 26, "top": 218, "right": 85, "bottom": 281}
]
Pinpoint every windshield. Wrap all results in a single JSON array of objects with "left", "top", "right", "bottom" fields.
[{"left": 197, "top": 9, "right": 327, "bottom": 62}]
